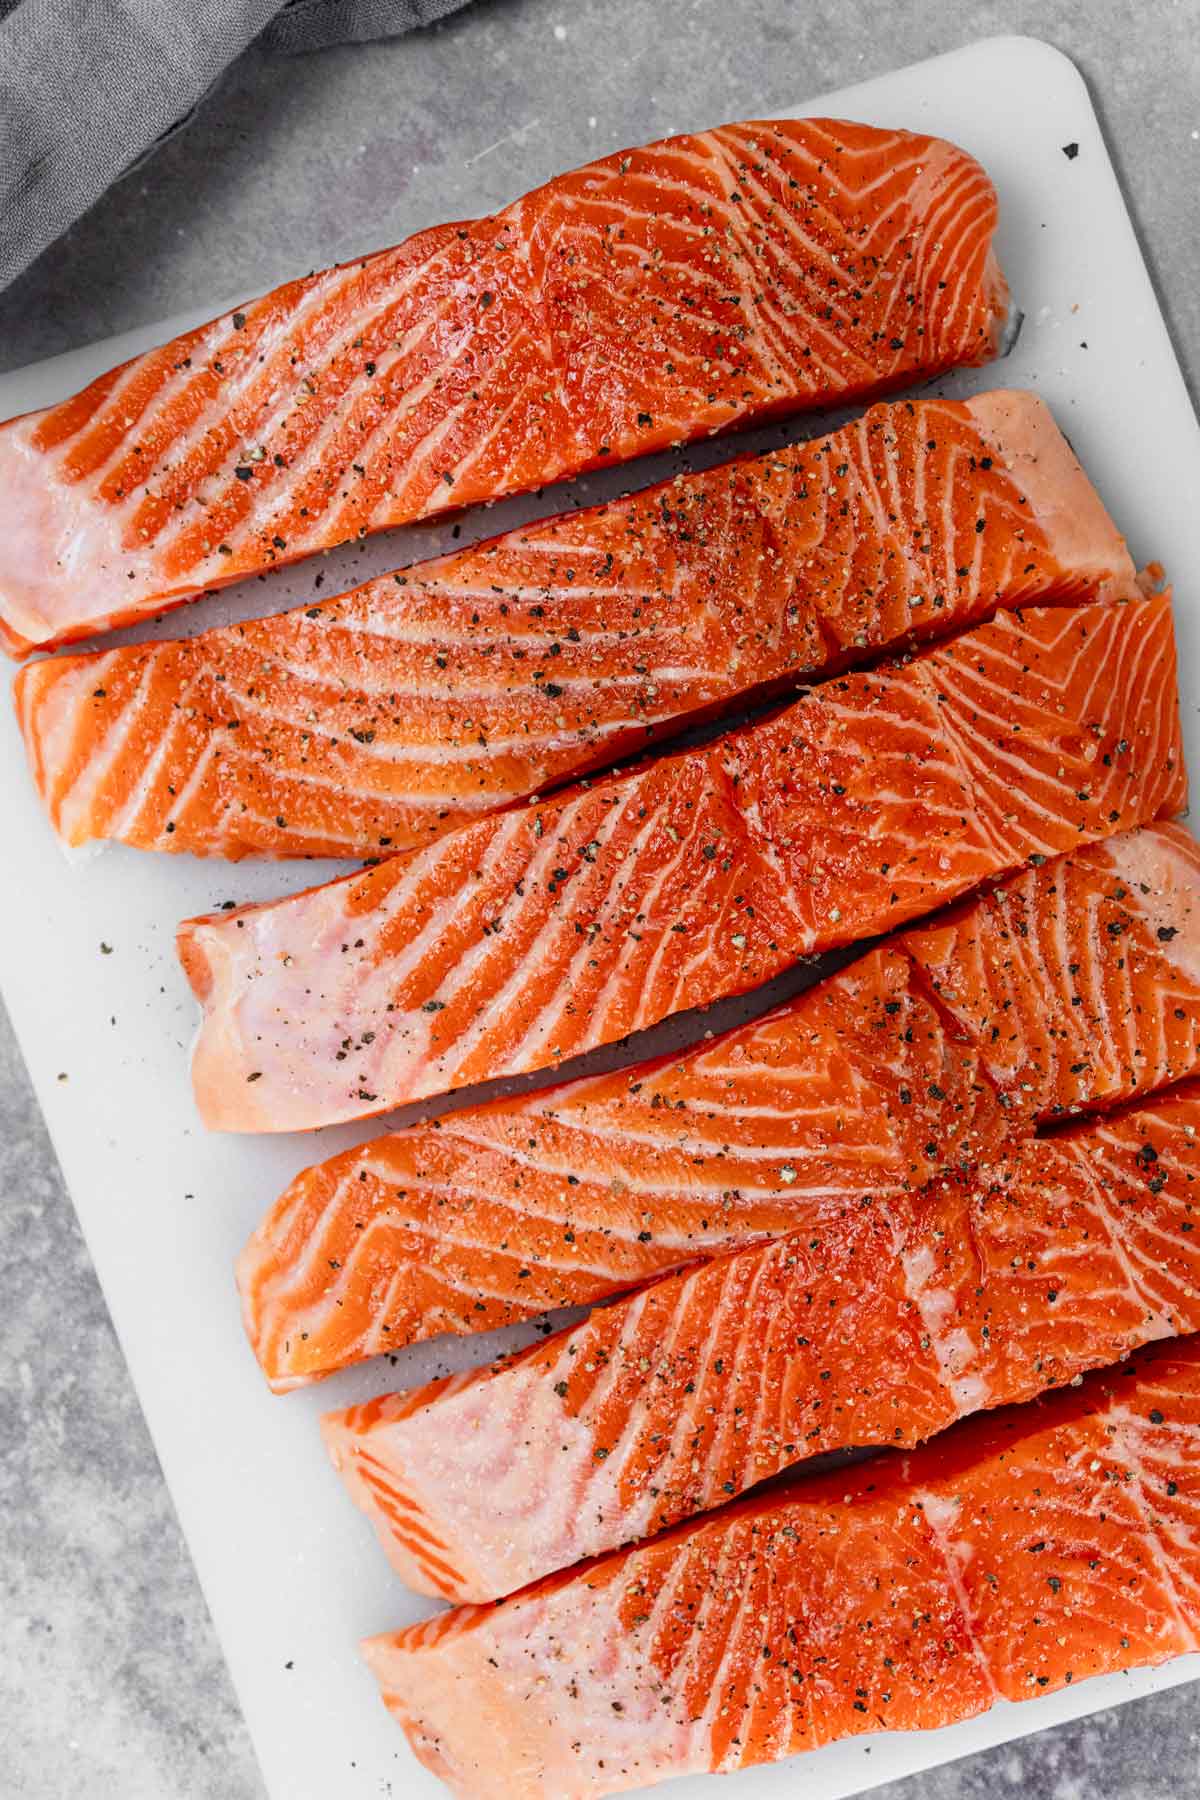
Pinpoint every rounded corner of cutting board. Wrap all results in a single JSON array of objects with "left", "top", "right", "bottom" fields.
[{"left": 936, "top": 33, "right": 1091, "bottom": 99}]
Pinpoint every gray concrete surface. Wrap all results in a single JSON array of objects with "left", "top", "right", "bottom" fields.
[{"left": 2, "top": 1, "right": 1199, "bottom": 1795}]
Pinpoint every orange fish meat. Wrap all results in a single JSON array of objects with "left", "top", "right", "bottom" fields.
[
  {"left": 326, "top": 1079, "right": 1200, "bottom": 1602},
  {"left": 362, "top": 1336, "right": 1200, "bottom": 1798},
  {"left": 238, "top": 822, "right": 1200, "bottom": 1389},
  {"left": 181, "top": 593, "right": 1184, "bottom": 1132},
  {"left": 14, "top": 390, "right": 1134, "bottom": 859},
  {"left": 0, "top": 119, "right": 1009, "bottom": 656}
]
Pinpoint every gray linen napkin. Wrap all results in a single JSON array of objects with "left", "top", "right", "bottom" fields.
[{"left": 0, "top": 0, "right": 474, "bottom": 291}]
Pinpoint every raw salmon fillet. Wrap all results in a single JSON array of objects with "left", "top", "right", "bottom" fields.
[
  {"left": 362, "top": 1337, "right": 1200, "bottom": 1799},
  {"left": 14, "top": 391, "right": 1135, "bottom": 860},
  {"left": 0, "top": 119, "right": 1009, "bottom": 657},
  {"left": 180, "top": 594, "right": 1183, "bottom": 1132},
  {"left": 239, "top": 822, "right": 1200, "bottom": 1389},
  {"left": 326, "top": 1080, "right": 1200, "bottom": 1602}
]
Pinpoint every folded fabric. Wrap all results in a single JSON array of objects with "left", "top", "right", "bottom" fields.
[
  {"left": 262, "top": 0, "right": 468, "bottom": 52},
  {"left": 0, "top": 0, "right": 474, "bottom": 291}
]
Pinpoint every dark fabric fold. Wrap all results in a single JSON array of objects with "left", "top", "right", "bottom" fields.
[
  {"left": 263, "top": 0, "right": 469, "bottom": 53},
  {"left": 0, "top": 0, "right": 475, "bottom": 290}
]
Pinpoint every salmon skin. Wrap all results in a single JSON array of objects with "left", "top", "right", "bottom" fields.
[
  {"left": 326, "top": 1079, "right": 1200, "bottom": 1603},
  {"left": 238, "top": 823, "right": 1200, "bottom": 1390},
  {"left": 361, "top": 1337, "right": 1200, "bottom": 1799},
  {"left": 0, "top": 120, "right": 1009, "bottom": 659},
  {"left": 180, "top": 593, "right": 1184, "bottom": 1133},
  {"left": 14, "top": 390, "right": 1135, "bottom": 861}
]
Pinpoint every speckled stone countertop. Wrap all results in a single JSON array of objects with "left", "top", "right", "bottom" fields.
[{"left": 2, "top": 2, "right": 1199, "bottom": 1795}]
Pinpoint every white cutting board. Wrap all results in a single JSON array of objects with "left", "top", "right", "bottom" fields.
[{"left": 3, "top": 34, "right": 1200, "bottom": 1800}]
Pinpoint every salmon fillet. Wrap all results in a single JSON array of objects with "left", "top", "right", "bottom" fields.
[
  {"left": 0, "top": 119, "right": 1009, "bottom": 658},
  {"left": 326, "top": 1080, "right": 1200, "bottom": 1602},
  {"left": 361, "top": 1337, "right": 1200, "bottom": 1799},
  {"left": 180, "top": 594, "right": 1184, "bottom": 1133},
  {"left": 238, "top": 822, "right": 1200, "bottom": 1389},
  {"left": 14, "top": 390, "right": 1134, "bottom": 860}
]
